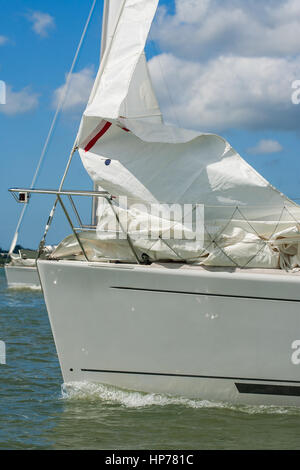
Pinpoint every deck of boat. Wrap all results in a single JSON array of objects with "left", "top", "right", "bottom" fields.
[{"left": 150, "top": 262, "right": 300, "bottom": 276}]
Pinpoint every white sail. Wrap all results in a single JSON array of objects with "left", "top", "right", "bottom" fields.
[
  {"left": 55, "top": 0, "right": 300, "bottom": 269},
  {"left": 100, "top": 0, "right": 122, "bottom": 57},
  {"left": 101, "top": 0, "right": 162, "bottom": 122},
  {"left": 89, "top": 0, "right": 162, "bottom": 224},
  {"left": 77, "top": 0, "right": 161, "bottom": 146},
  {"left": 100, "top": 0, "right": 162, "bottom": 123}
]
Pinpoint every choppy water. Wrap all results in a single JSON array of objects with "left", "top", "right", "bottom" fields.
[{"left": 1, "top": 267, "right": 300, "bottom": 450}]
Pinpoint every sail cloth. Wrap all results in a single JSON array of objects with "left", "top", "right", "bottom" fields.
[
  {"left": 59, "top": 0, "right": 300, "bottom": 269},
  {"left": 76, "top": 0, "right": 162, "bottom": 147}
]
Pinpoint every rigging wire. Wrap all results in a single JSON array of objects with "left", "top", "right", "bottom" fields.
[{"left": 9, "top": 0, "right": 97, "bottom": 255}]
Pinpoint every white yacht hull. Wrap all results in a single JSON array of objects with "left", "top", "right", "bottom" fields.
[
  {"left": 5, "top": 264, "right": 40, "bottom": 289},
  {"left": 38, "top": 259, "right": 300, "bottom": 406}
]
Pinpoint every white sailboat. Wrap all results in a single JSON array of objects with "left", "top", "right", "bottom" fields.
[
  {"left": 10, "top": 0, "right": 300, "bottom": 405},
  {"left": 4, "top": 204, "right": 41, "bottom": 288},
  {"left": 4, "top": 248, "right": 40, "bottom": 289}
]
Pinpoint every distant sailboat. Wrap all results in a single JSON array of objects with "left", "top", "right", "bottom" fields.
[
  {"left": 4, "top": 249, "right": 40, "bottom": 289},
  {"left": 5, "top": 212, "right": 41, "bottom": 288},
  {"left": 10, "top": 0, "right": 300, "bottom": 405}
]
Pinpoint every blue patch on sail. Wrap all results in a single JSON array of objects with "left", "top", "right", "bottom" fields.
[{"left": 105, "top": 159, "right": 111, "bottom": 166}]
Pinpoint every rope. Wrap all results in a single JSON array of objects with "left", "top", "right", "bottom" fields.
[
  {"left": 9, "top": 0, "right": 97, "bottom": 255},
  {"left": 112, "top": 203, "right": 297, "bottom": 269}
]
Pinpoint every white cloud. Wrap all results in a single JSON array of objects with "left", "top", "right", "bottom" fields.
[
  {"left": 152, "top": 0, "right": 300, "bottom": 60},
  {"left": 0, "top": 36, "right": 8, "bottom": 46},
  {"left": 247, "top": 139, "right": 283, "bottom": 155},
  {"left": 27, "top": 11, "right": 55, "bottom": 37},
  {"left": 52, "top": 67, "right": 95, "bottom": 112},
  {"left": 0, "top": 85, "right": 39, "bottom": 115},
  {"left": 147, "top": 0, "right": 300, "bottom": 133},
  {"left": 148, "top": 53, "right": 300, "bottom": 132}
]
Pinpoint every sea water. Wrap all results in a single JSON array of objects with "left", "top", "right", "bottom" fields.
[{"left": 0, "top": 267, "right": 300, "bottom": 450}]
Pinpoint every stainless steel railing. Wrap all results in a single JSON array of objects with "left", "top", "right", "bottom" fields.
[{"left": 9, "top": 188, "right": 141, "bottom": 264}]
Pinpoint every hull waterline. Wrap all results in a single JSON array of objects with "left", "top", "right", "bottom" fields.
[{"left": 38, "top": 259, "right": 300, "bottom": 406}]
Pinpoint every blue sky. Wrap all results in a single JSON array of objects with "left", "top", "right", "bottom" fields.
[{"left": 1, "top": 0, "right": 300, "bottom": 250}]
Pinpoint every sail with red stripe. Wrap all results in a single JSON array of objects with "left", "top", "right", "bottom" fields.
[
  {"left": 82, "top": 120, "right": 112, "bottom": 152},
  {"left": 71, "top": 0, "right": 300, "bottom": 269}
]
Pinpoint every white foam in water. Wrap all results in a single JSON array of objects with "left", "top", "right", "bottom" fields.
[
  {"left": 8, "top": 284, "right": 41, "bottom": 291},
  {"left": 62, "top": 381, "right": 222, "bottom": 409},
  {"left": 61, "top": 381, "right": 299, "bottom": 415}
]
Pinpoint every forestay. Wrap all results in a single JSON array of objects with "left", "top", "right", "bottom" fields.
[{"left": 53, "top": 0, "right": 300, "bottom": 269}]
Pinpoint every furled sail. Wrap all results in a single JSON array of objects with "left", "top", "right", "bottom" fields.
[
  {"left": 53, "top": 0, "right": 300, "bottom": 269},
  {"left": 77, "top": 0, "right": 162, "bottom": 147}
]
